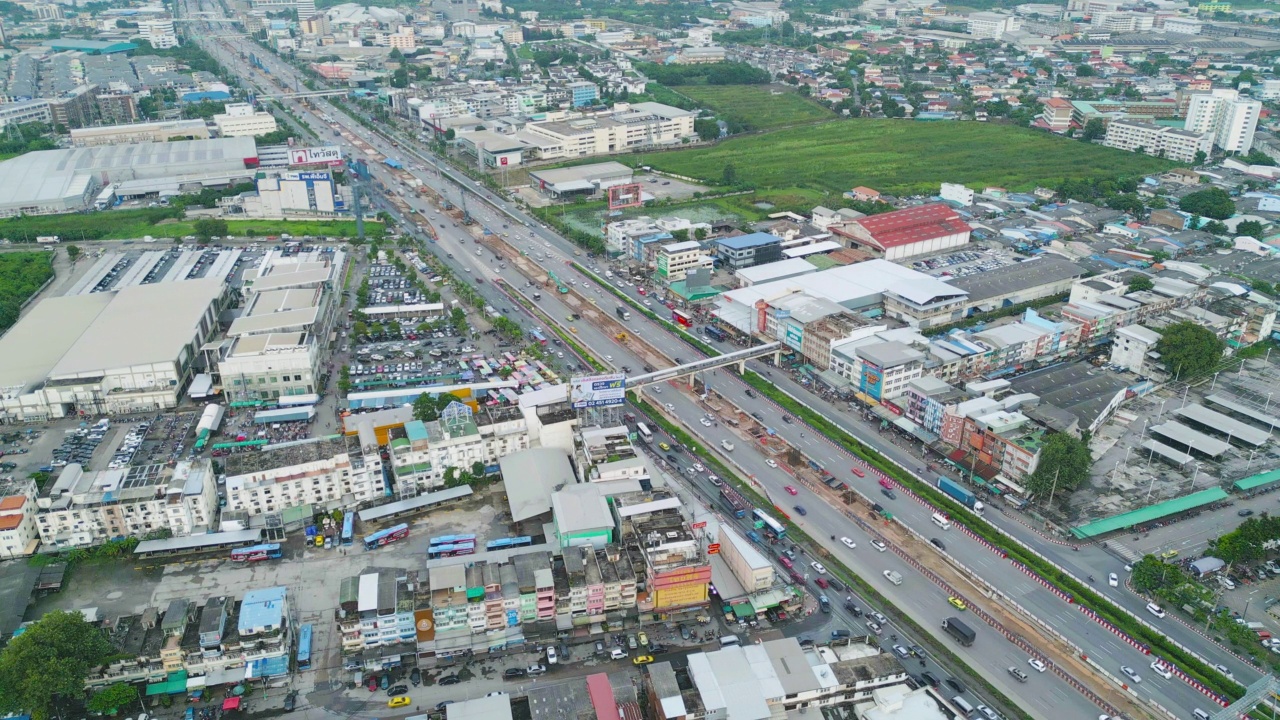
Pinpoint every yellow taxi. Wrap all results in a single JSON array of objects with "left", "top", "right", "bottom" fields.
[
  {"left": 388, "top": 696, "right": 411, "bottom": 708},
  {"left": 632, "top": 655, "right": 655, "bottom": 665},
  {"left": 658, "top": 442, "right": 671, "bottom": 451},
  {"left": 947, "top": 596, "right": 967, "bottom": 611},
  {"left": 1160, "top": 549, "right": 1180, "bottom": 560}
]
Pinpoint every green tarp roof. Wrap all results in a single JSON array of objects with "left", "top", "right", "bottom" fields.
[
  {"left": 1234, "top": 469, "right": 1280, "bottom": 492},
  {"left": 1070, "top": 488, "right": 1229, "bottom": 539},
  {"left": 145, "top": 671, "right": 188, "bottom": 696},
  {"left": 731, "top": 602, "right": 755, "bottom": 618}
]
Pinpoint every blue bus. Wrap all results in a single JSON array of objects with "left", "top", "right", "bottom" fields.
[
  {"left": 429, "top": 534, "right": 477, "bottom": 548},
  {"left": 705, "top": 325, "right": 727, "bottom": 342},
  {"left": 230, "top": 543, "right": 283, "bottom": 562},
  {"left": 363, "top": 523, "right": 410, "bottom": 550},
  {"left": 485, "top": 536, "right": 533, "bottom": 551},
  {"left": 427, "top": 541, "right": 476, "bottom": 559},
  {"left": 296, "top": 623, "right": 313, "bottom": 670},
  {"left": 753, "top": 509, "right": 787, "bottom": 539},
  {"left": 341, "top": 513, "right": 354, "bottom": 546},
  {"left": 530, "top": 329, "right": 547, "bottom": 346}
]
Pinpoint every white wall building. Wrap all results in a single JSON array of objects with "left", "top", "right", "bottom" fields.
[
  {"left": 35, "top": 460, "right": 218, "bottom": 549},
  {"left": 388, "top": 403, "right": 530, "bottom": 490},
  {"left": 1185, "top": 88, "right": 1261, "bottom": 154},
  {"left": 1103, "top": 119, "right": 1211, "bottom": 163},
  {"left": 0, "top": 484, "right": 38, "bottom": 558},
  {"left": 656, "top": 240, "right": 713, "bottom": 283},
  {"left": 223, "top": 436, "right": 385, "bottom": 517},
  {"left": 139, "top": 16, "right": 179, "bottom": 48},
  {"left": 1110, "top": 324, "right": 1162, "bottom": 373},
  {"left": 968, "top": 11, "right": 1020, "bottom": 38},
  {"left": 213, "top": 103, "right": 279, "bottom": 138},
  {"left": 523, "top": 102, "right": 697, "bottom": 160}
]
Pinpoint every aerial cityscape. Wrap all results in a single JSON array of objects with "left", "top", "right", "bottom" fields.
[{"left": 5, "top": 0, "right": 1280, "bottom": 719}]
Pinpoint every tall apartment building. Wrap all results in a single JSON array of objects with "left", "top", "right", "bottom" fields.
[
  {"left": 387, "top": 402, "right": 530, "bottom": 490},
  {"left": 139, "top": 17, "right": 180, "bottom": 48},
  {"left": 1103, "top": 119, "right": 1211, "bottom": 162},
  {"left": 615, "top": 491, "right": 710, "bottom": 617},
  {"left": 968, "top": 11, "right": 1020, "bottom": 38},
  {"left": 222, "top": 436, "right": 385, "bottom": 517},
  {"left": 35, "top": 460, "right": 218, "bottom": 549},
  {"left": 1185, "top": 88, "right": 1261, "bottom": 154}
]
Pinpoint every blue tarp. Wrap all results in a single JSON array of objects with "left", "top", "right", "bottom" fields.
[{"left": 245, "top": 655, "right": 289, "bottom": 679}]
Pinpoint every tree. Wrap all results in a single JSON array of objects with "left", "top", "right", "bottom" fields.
[
  {"left": 1024, "top": 433, "right": 1092, "bottom": 503},
  {"left": 694, "top": 117, "right": 719, "bottom": 142},
  {"left": 1241, "top": 149, "right": 1276, "bottom": 166},
  {"left": 0, "top": 610, "right": 117, "bottom": 720},
  {"left": 87, "top": 682, "right": 139, "bottom": 716},
  {"left": 412, "top": 393, "right": 458, "bottom": 423},
  {"left": 1237, "top": 219, "right": 1265, "bottom": 240},
  {"left": 471, "top": 461, "right": 486, "bottom": 478},
  {"left": 1194, "top": 150, "right": 1207, "bottom": 166},
  {"left": 1127, "top": 274, "right": 1154, "bottom": 292},
  {"left": 1075, "top": 63, "right": 1095, "bottom": 77},
  {"left": 721, "top": 163, "right": 737, "bottom": 186},
  {"left": 1081, "top": 118, "right": 1105, "bottom": 141},
  {"left": 65, "top": 244, "right": 81, "bottom": 263},
  {"left": 192, "top": 217, "right": 228, "bottom": 240},
  {"left": 1179, "top": 187, "right": 1235, "bottom": 220},
  {"left": 1157, "top": 320, "right": 1225, "bottom": 379}
]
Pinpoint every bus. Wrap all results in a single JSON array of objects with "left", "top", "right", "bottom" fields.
[
  {"left": 485, "top": 536, "right": 533, "bottom": 551},
  {"left": 230, "top": 543, "right": 283, "bottom": 562},
  {"left": 363, "top": 523, "right": 410, "bottom": 550},
  {"left": 636, "top": 422, "right": 653, "bottom": 443},
  {"left": 753, "top": 509, "right": 787, "bottom": 539},
  {"left": 530, "top": 329, "right": 547, "bottom": 346},
  {"left": 341, "top": 513, "right": 354, "bottom": 546},
  {"left": 672, "top": 309, "right": 693, "bottom": 328},
  {"left": 296, "top": 623, "right": 313, "bottom": 671},
  {"left": 427, "top": 541, "right": 475, "bottom": 559},
  {"left": 705, "top": 325, "right": 727, "bottom": 342},
  {"left": 429, "top": 534, "right": 477, "bottom": 548}
]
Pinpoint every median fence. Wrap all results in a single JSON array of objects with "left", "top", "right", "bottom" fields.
[
  {"left": 1077, "top": 604, "right": 1150, "bottom": 655},
  {"left": 1010, "top": 560, "right": 1075, "bottom": 604}
]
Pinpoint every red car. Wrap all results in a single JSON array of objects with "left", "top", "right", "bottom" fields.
[
  {"left": 780, "top": 557, "right": 794, "bottom": 569},
  {"left": 851, "top": 467, "right": 865, "bottom": 478},
  {"left": 784, "top": 485, "right": 798, "bottom": 495},
  {"left": 638, "top": 287, "right": 647, "bottom": 295},
  {"left": 815, "top": 577, "right": 829, "bottom": 589},
  {"left": 879, "top": 478, "right": 894, "bottom": 490}
]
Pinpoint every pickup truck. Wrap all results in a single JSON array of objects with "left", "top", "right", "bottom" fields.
[
  {"left": 1008, "top": 667, "right": 1028, "bottom": 683},
  {"left": 883, "top": 570, "right": 903, "bottom": 586}
]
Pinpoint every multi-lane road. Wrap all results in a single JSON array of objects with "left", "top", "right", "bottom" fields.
[{"left": 183, "top": 12, "right": 1247, "bottom": 718}]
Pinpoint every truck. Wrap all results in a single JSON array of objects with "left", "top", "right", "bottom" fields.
[
  {"left": 883, "top": 570, "right": 902, "bottom": 586},
  {"left": 616, "top": 306, "right": 631, "bottom": 321},
  {"left": 719, "top": 485, "right": 749, "bottom": 518},
  {"left": 937, "top": 476, "right": 985, "bottom": 515},
  {"left": 942, "top": 617, "right": 975, "bottom": 646},
  {"left": 721, "top": 439, "right": 735, "bottom": 452}
]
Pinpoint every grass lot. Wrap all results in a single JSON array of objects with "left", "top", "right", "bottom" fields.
[
  {"left": 674, "top": 84, "right": 834, "bottom": 130},
  {"left": 0, "top": 252, "right": 54, "bottom": 331},
  {"left": 0, "top": 208, "right": 383, "bottom": 243},
  {"left": 629, "top": 120, "right": 1175, "bottom": 196}
]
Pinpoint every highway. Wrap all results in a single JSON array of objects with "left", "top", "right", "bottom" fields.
[{"left": 182, "top": 11, "right": 1240, "bottom": 719}]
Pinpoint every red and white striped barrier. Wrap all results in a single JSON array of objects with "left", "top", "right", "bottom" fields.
[
  {"left": 1168, "top": 664, "right": 1229, "bottom": 706},
  {"left": 1011, "top": 560, "right": 1075, "bottom": 604},
  {"left": 1078, "top": 605, "right": 1150, "bottom": 655}
]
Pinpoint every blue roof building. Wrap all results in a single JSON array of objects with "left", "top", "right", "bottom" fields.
[
  {"left": 714, "top": 232, "right": 784, "bottom": 270},
  {"left": 181, "top": 90, "right": 233, "bottom": 103},
  {"left": 238, "top": 586, "right": 288, "bottom": 637}
]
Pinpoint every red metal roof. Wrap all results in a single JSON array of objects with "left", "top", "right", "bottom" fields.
[
  {"left": 853, "top": 203, "right": 972, "bottom": 249},
  {"left": 586, "top": 673, "right": 622, "bottom": 720}
]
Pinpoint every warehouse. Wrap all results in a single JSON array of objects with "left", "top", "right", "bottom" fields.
[
  {"left": 832, "top": 203, "right": 972, "bottom": 261},
  {"left": 0, "top": 279, "right": 228, "bottom": 423},
  {"left": 527, "top": 162, "right": 633, "bottom": 198},
  {"left": 0, "top": 137, "right": 259, "bottom": 218}
]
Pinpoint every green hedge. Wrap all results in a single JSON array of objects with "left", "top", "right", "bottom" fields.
[
  {"left": 738, "top": 371, "right": 1242, "bottom": 702},
  {"left": 629, "top": 394, "right": 1034, "bottom": 720}
]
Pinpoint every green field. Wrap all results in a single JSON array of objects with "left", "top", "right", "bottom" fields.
[
  {"left": 0, "top": 209, "right": 383, "bottom": 243},
  {"left": 629, "top": 120, "right": 1175, "bottom": 196},
  {"left": 674, "top": 84, "right": 835, "bottom": 130},
  {"left": 0, "top": 252, "right": 53, "bottom": 331}
]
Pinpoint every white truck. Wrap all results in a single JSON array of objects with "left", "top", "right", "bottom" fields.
[
  {"left": 721, "top": 439, "right": 735, "bottom": 451},
  {"left": 883, "top": 570, "right": 903, "bottom": 586}
]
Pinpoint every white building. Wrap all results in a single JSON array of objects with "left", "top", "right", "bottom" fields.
[
  {"left": 1162, "top": 16, "right": 1202, "bottom": 34},
  {"left": 1185, "top": 88, "right": 1261, "bottom": 154},
  {"left": 0, "top": 484, "right": 38, "bottom": 558},
  {"left": 656, "top": 240, "right": 713, "bottom": 283},
  {"left": 968, "top": 11, "right": 1020, "bottom": 38},
  {"left": 1260, "top": 78, "right": 1280, "bottom": 101},
  {"left": 1102, "top": 119, "right": 1211, "bottom": 163},
  {"left": 223, "top": 436, "right": 385, "bottom": 517},
  {"left": 35, "top": 460, "right": 218, "bottom": 549},
  {"left": 1110, "top": 324, "right": 1162, "bottom": 373},
  {"left": 213, "top": 103, "right": 279, "bottom": 138},
  {"left": 523, "top": 102, "right": 697, "bottom": 160},
  {"left": 829, "top": 339, "right": 926, "bottom": 400},
  {"left": 387, "top": 402, "right": 530, "bottom": 490},
  {"left": 139, "top": 16, "right": 179, "bottom": 48}
]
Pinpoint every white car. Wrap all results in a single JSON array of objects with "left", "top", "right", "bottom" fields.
[
  {"left": 1149, "top": 660, "right": 1172, "bottom": 679},
  {"left": 700, "top": 418, "right": 712, "bottom": 427},
  {"left": 665, "top": 403, "right": 675, "bottom": 411},
  {"left": 1146, "top": 603, "right": 1166, "bottom": 619},
  {"left": 871, "top": 539, "right": 888, "bottom": 552},
  {"left": 765, "top": 459, "right": 778, "bottom": 468},
  {"left": 605, "top": 355, "right": 613, "bottom": 361},
  {"left": 693, "top": 463, "right": 705, "bottom": 472},
  {"left": 810, "top": 561, "right": 827, "bottom": 574},
  {"left": 1108, "top": 572, "right": 1119, "bottom": 587},
  {"left": 1120, "top": 665, "right": 1141, "bottom": 683},
  {"left": 841, "top": 537, "right": 857, "bottom": 549},
  {"left": 1028, "top": 658, "right": 1046, "bottom": 672}
]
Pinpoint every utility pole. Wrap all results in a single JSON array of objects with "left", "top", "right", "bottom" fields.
[{"left": 1046, "top": 467, "right": 1061, "bottom": 507}]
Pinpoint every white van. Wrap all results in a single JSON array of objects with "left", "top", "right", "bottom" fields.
[
  {"left": 931, "top": 513, "right": 951, "bottom": 531},
  {"left": 719, "top": 634, "right": 741, "bottom": 647},
  {"left": 951, "top": 696, "right": 974, "bottom": 715}
]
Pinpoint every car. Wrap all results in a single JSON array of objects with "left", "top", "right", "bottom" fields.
[
  {"left": 921, "top": 671, "right": 940, "bottom": 687},
  {"left": 881, "top": 488, "right": 897, "bottom": 500},
  {"left": 1108, "top": 572, "right": 1119, "bottom": 587},
  {"left": 1146, "top": 602, "right": 1166, "bottom": 618},
  {"left": 1160, "top": 549, "right": 1179, "bottom": 560},
  {"left": 944, "top": 677, "right": 966, "bottom": 694},
  {"left": 632, "top": 655, "right": 655, "bottom": 665},
  {"left": 387, "top": 684, "right": 408, "bottom": 696},
  {"left": 930, "top": 537, "right": 946, "bottom": 551},
  {"left": 526, "top": 664, "right": 547, "bottom": 676},
  {"left": 658, "top": 442, "right": 671, "bottom": 451},
  {"left": 1239, "top": 509, "right": 1255, "bottom": 517},
  {"left": 1028, "top": 658, "right": 1047, "bottom": 672},
  {"left": 1120, "top": 665, "right": 1142, "bottom": 683},
  {"left": 811, "top": 561, "right": 827, "bottom": 574},
  {"left": 1008, "top": 667, "right": 1029, "bottom": 682},
  {"left": 1149, "top": 660, "right": 1173, "bottom": 679},
  {"left": 639, "top": 631, "right": 649, "bottom": 648},
  {"left": 439, "top": 674, "right": 461, "bottom": 685},
  {"left": 547, "top": 646, "right": 558, "bottom": 664},
  {"left": 794, "top": 505, "right": 807, "bottom": 515},
  {"left": 785, "top": 485, "right": 799, "bottom": 495},
  {"left": 504, "top": 668, "right": 527, "bottom": 679},
  {"left": 693, "top": 463, "right": 705, "bottom": 472},
  {"left": 664, "top": 403, "right": 674, "bottom": 411},
  {"left": 872, "top": 540, "right": 888, "bottom": 552},
  {"left": 388, "top": 697, "right": 411, "bottom": 708},
  {"left": 892, "top": 644, "right": 911, "bottom": 659},
  {"left": 851, "top": 467, "right": 865, "bottom": 477},
  {"left": 948, "top": 596, "right": 967, "bottom": 611},
  {"left": 700, "top": 418, "right": 712, "bottom": 427},
  {"left": 841, "top": 537, "right": 857, "bottom": 549},
  {"left": 766, "top": 459, "right": 778, "bottom": 468},
  {"left": 434, "top": 701, "right": 456, "bottom": 711},
  {"left": 1214, "top": 663, "right": 1235, "bottom": 680}
]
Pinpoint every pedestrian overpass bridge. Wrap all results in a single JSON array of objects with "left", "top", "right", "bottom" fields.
[{"left": 625, "top": 342, "right": 782, "bottom": 388}]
